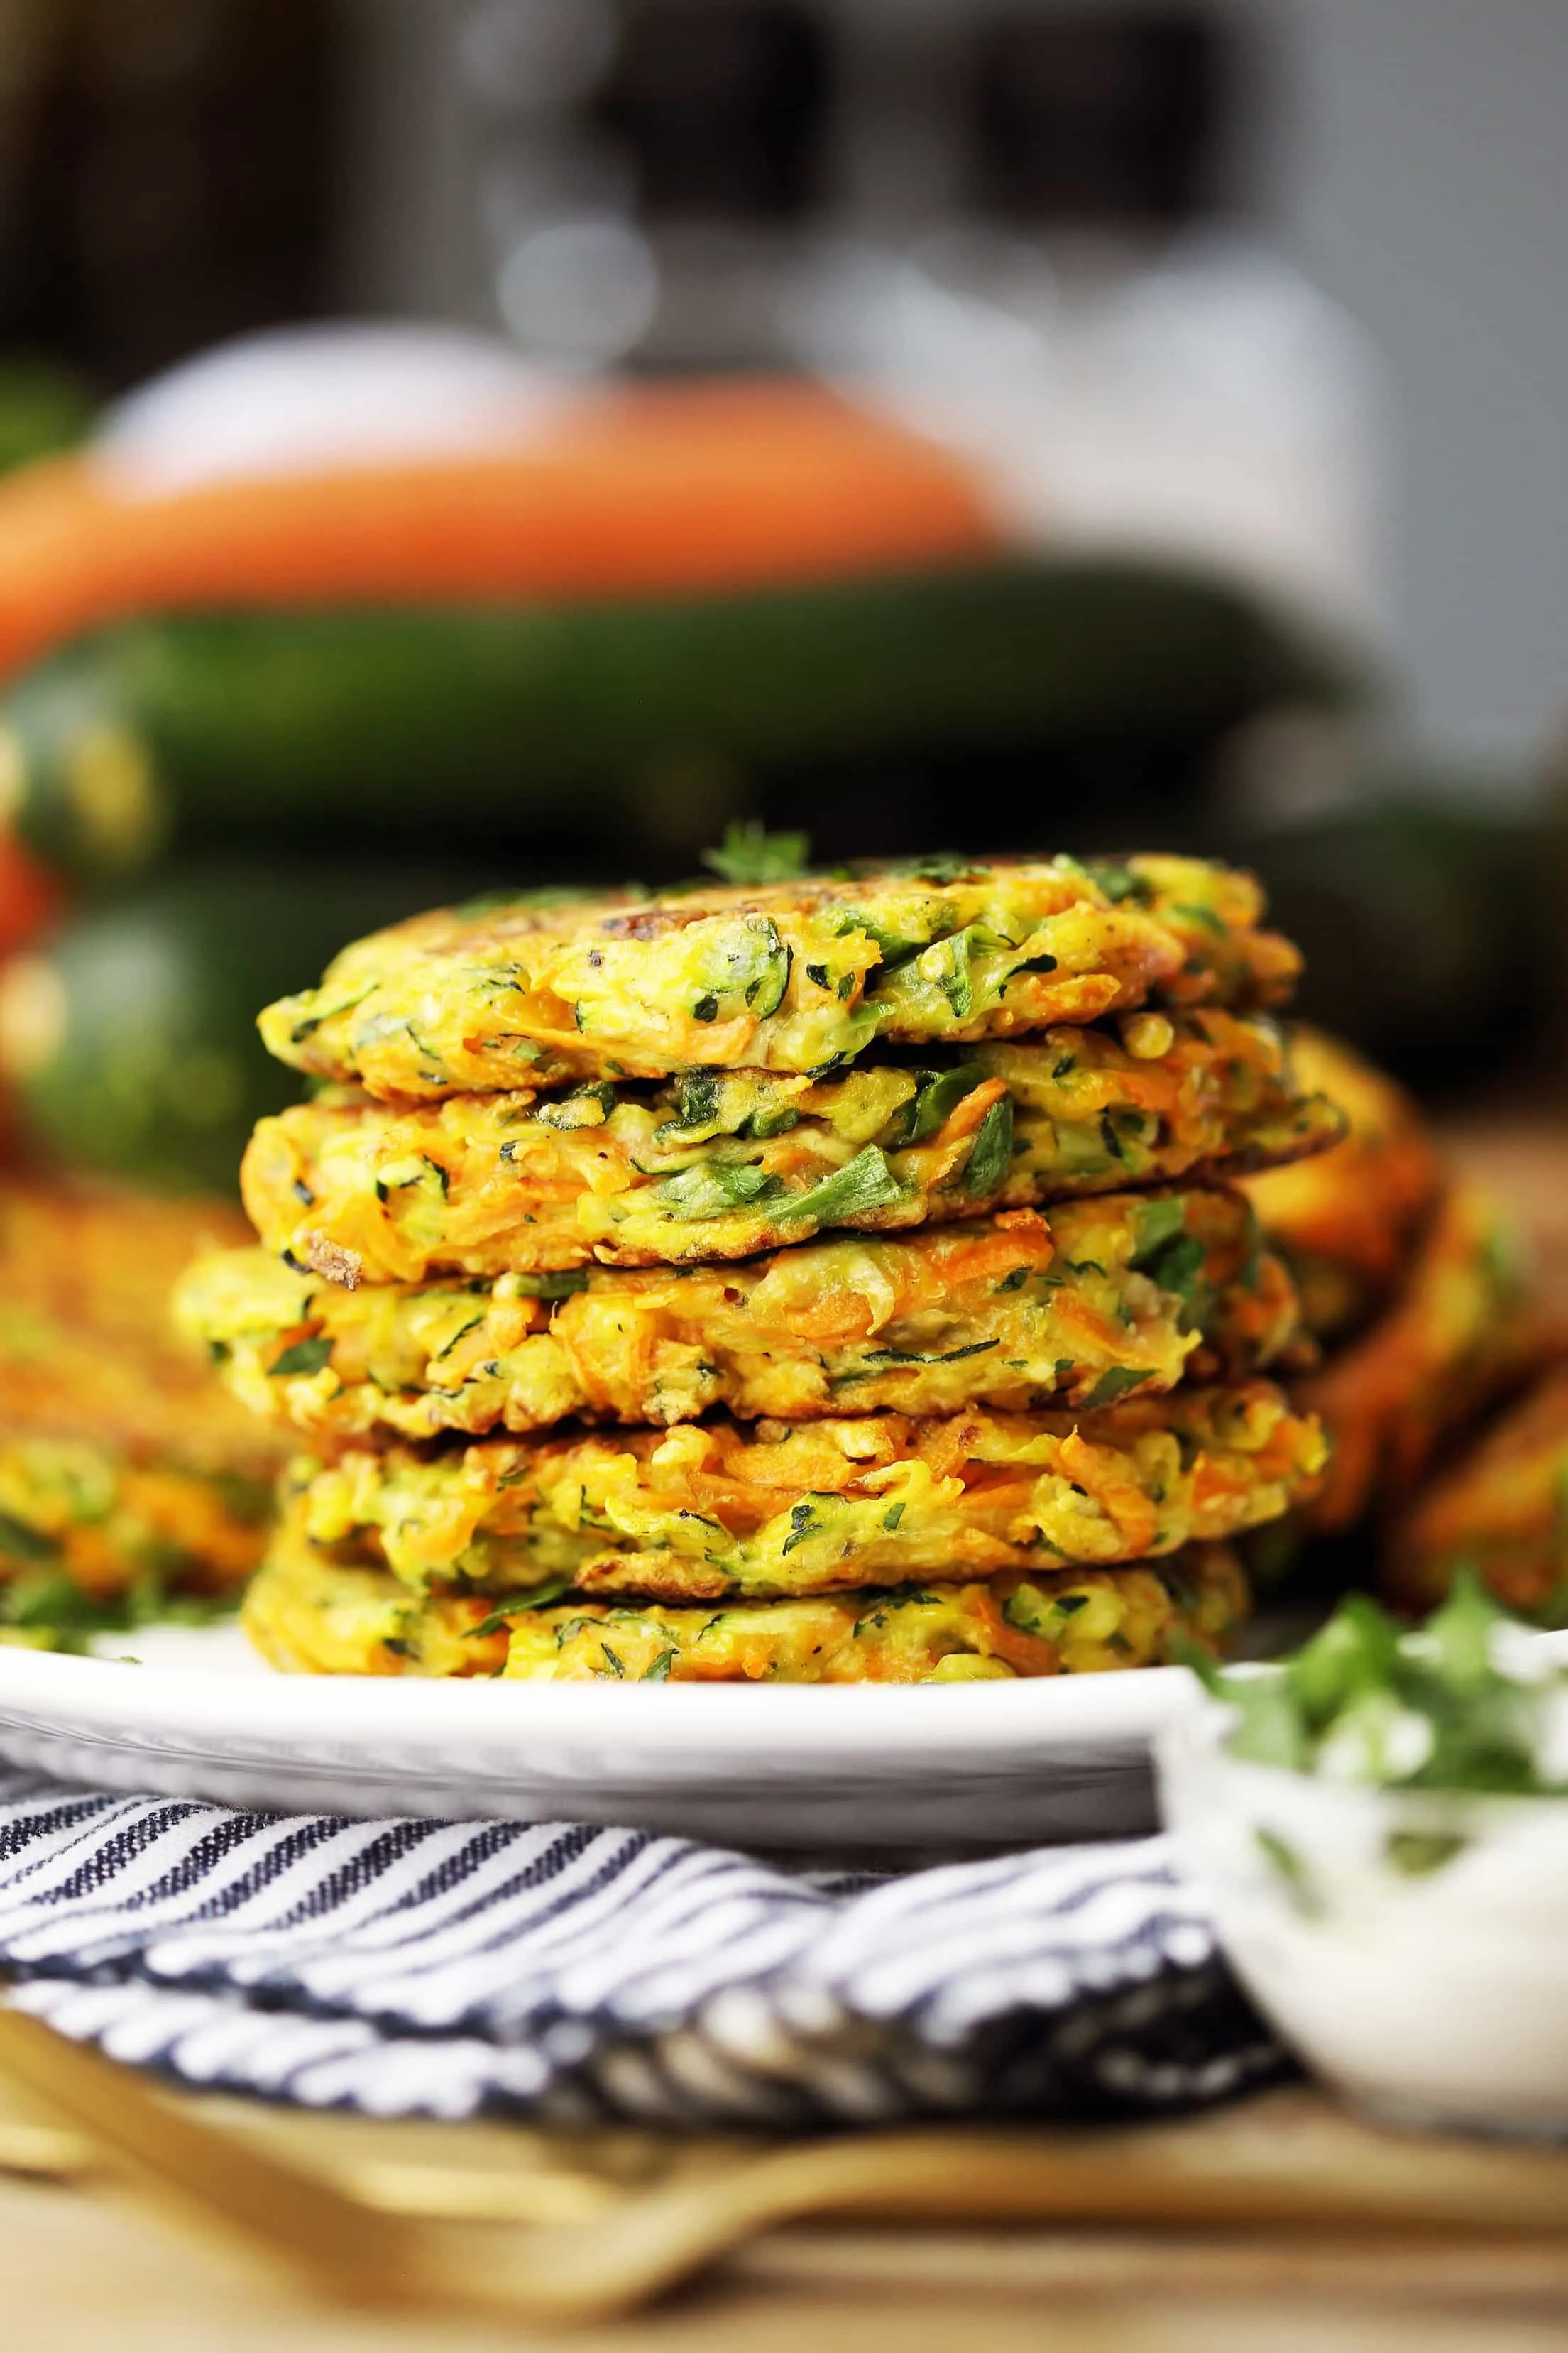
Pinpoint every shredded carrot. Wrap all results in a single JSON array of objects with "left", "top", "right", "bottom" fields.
[
  {"left": 1187, "top": 1462, "right": 1248, "bottom": 1516},
  {"left": 1056, "top": 1433, "right": 1161, "bottom": 1553},
  {"left": 936, "top": 1078, "right": 1009, "bottom": 1144},
  {"left": 788, "top": 1293, "right": 887, "bottom": 1345}
]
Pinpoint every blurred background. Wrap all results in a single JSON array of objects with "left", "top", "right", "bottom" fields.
[{"left": 0, "top": 0, "right": 1563, "bottom": 1194}]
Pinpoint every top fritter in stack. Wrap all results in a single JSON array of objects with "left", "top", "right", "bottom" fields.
[{"left": 180, "top": 853, "right": 1338, "bottom": 1683}]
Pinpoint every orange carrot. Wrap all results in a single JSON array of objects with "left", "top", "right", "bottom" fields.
[
  {"left": 937, "top": 1212, "right": 1056, "bottom": 1291},
  {"left": 0, "top": 381, "right": 999, "bottom": 687}
]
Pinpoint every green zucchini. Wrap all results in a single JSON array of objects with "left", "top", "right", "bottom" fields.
[
  {"left": 0, "top": 363, "right": 93, "bottom": 474},
  {"left": 1242, "top": 794, "right": 1546, "bottom": 1087},
  {"left": 0, "top": 559, "right": 1359, "bottom": 883},
  {"left": 0, "top": 865, "right": 490, "bottom": 1194}
]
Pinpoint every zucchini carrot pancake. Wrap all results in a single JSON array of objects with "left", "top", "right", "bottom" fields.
[
  {"left": 1240, "top": 1027, "right": 1442, "bottom": 1344},
  {"left": 242, "top": 1012, "right": 1337, "bottom": 1284},
  {"left": 279, "top": 1382, "right": 1325, "bottom": 1603},
  {"left": 180, "top": 1191, "right": 1300, "bottom": 1441},
  {"left": 1386, "top": 1367, "right": 1568, "bottom": 1617},
  {"left": 0, "top": 1183, "right": 283, "bottom": 1636},
  {"left": 258, "top": 853, "right": 1301, "bottom": 1097},
  {"left": 245, "top": 1534, "right": 1252, "bottom": 1683}
]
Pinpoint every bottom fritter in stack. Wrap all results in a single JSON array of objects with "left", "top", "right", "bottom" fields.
[
  {"left": 177, "top": 851, "right": 1339, "bottom": 1683},
  {"left": 0, "top": 1184, "right": 285, "bottom": 1647}
]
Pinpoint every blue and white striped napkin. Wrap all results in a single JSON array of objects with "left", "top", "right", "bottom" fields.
[{"left": 0, "top": 1772, "right": 1280, "bottom": 2125}]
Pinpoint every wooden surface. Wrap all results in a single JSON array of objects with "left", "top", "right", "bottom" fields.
[
  {"left": 5, "top": 1118, "right": 1568, "bottom": 2351},
  {"left": 6, "top": 2078, "right": 1568, "bottom": 2353}
]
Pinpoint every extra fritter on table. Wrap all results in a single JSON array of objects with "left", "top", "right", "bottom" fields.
[
  {"left": 0, "top": 1184, "right": 285, "bottom": 1646},
  {"left": 1241, "top": 1029, "right": 1548, "bottom": 1545},
  {"left": 180, "top": 851, "right": 1344, "bottom": 1683}
]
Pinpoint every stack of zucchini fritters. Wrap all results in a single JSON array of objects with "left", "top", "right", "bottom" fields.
[{"left": 177, "top": 853, "right": 1339, "bottom": 1683}]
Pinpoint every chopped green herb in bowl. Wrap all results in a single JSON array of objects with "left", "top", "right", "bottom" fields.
[
  {"left": 1192, "top": 1573, "right": 1568, "bottom": 1795},
  {"left": 1159, "top": 1579, "right": 1568, "bottom": 2139}
]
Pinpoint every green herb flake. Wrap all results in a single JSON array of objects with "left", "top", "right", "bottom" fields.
[
  {"left": 865, "top": 1338, "right": 1002, "bottom": 1370},
  {"left": 777, "top": 1145, "right": 906, "bottom": 1228},
  {"left": 892, "top": 853, "right": 983, "bottom": 885},
  {"left": 1172, "top": 901, "right": 1229, "bottom": 937},
  {"left": 701, "top": 821, "right": 811, "bottom": 887},
  {"left": 1129, "top": 1195, "right": 1187, "bottom": 1267},
  {"left": 935, "top": 931, "right": 975, "bottom": 1020},
  {"left": 1141, "top": 1233, "right": 1208, "bottom": 1306},
  {"left": 652, "top": 1161, "right": 784, "bottom": 1221},
  {"left": 1385, "top": 1830, "right": 1467, "bottom": 1877},
  {"left": 463, "top": 1575, "right": 574, "bottom": 1640},
  {"left": 782, "top": 1500, "right": 826, "bottom": 1555},
  {"left": 1080, "top": 1367, "right": 1153, "bottom": 1409},
  {"left": 514, "top": 1270, "right": 591, "bottom": 1300},
  {"left": 1071, "top": 858, "right": 1154, "bottom": 907},
  {"left": 892, "top": 1066, "right": 987, "bottom": 1147},
  {"left": 963, "top": 1097, "right": 1014, "bottom": 1197}
]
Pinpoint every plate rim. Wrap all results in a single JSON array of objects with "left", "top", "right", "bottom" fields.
[{"left": 0, "top": 1629, "right": 1203, "bottom": 1760}]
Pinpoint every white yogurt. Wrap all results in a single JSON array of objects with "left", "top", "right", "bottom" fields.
[{"left": 1159, "top": 1700, "right": 1568, "bottom": 2136}]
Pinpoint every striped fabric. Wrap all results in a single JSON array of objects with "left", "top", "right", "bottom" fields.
[{"left": 0, "top": 1771, "right": 1280, "bottom": 2124}]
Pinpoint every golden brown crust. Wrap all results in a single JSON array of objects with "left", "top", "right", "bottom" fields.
[
  {"left": 243, "top": 1533, "right": 1251, "bottom": 1683},
  {"left": 178, "top": 1191, "right": 1302, "bottom": 1442},
  {"left": 1386, "top": 1367, "right": 1568, "bottom": 1615},
  {"left": 241, "top": 1014, "right": 1337, "bottom": 1284},
  {"left": 1299, "top": 1184, "right": 1548, "bottom": 1535},
  {"left": 282, "top": 1381, "right": 1327, "bottom": 1602},
  {"left": 258, "top": 855, "right": 1300, "bottom": 1096},
  {"left": 1242, "top": 1027, "right": 1444, "bottom": 1342}
]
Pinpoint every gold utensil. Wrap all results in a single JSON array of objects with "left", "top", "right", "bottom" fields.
[
  {"left": 3, "top": 2004, "right": 1568, "bottom": 2323},
  {"left": 0, "top": 2116, "right": 90, "bottom": 2181}
]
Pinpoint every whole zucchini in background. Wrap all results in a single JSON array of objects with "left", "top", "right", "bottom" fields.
[
  {"left": 0, "top": 362, "right": 94, "bottom": 475},
  {"left": 0, "top": 559, "right": 1361, "bottom": 885},
  {"left": 1236, "top": 795, "right": 1549, "bottom": 1093},
  {"left": 0, "top": 866, "right": 495, "bottom": 1194}
]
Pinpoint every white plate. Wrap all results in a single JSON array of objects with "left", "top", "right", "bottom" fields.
[{"left": 0, "top": 1624, "right": 1213, "bottom": 1850}]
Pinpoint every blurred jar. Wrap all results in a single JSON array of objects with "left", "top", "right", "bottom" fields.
[
  {"left": 473, "top": 0, "right": 842, "bottom": 376},
  {"left": 791, "top": 6, "right": 1389, "bottom": 636},
  {"left": 17, "top": 0, "right": 338, "bottom": 388}
]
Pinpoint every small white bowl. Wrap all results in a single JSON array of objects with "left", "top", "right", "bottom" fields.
[{"left": 1158, "top": 1700, "right": 1568, "bottom": 2139}]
